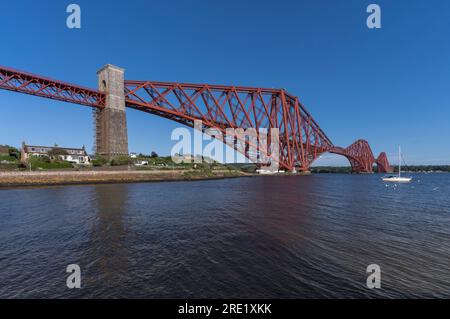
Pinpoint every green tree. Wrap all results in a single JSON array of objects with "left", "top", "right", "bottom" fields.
[
  {"left": 110, "top": 155, "right": 132, "bottom": 166},
  {"left": 92, "top": 155, "right": 108, "bottom": 167},
  {"left": 7, "top": 146, "right": 20, "bottom": 160}
]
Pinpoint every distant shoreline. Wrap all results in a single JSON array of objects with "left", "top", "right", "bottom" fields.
[
  {"left": 0, "top": 169, "right": 250, "bottom": 189},
  {"left": 310, "top": 166, "right": 450, "bottom": 174},
  {"left": 1, "top": 168, "right": 447, "bottom": 189}
]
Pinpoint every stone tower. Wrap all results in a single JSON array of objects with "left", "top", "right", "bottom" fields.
[{"left": 94, "top": 64, "right": 129, "bottom": 158}]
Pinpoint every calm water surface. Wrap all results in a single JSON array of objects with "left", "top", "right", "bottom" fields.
[{"left": 0, "top": 174, "right": 449, "bottom": 298}]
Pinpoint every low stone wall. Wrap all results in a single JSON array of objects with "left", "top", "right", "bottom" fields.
[{"left": 0, "top": 170, "right": 246, "bottom": 187}]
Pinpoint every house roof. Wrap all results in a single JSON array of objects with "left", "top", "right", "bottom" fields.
[{"left": 23, "top": 144, "right": 87, "bottom": 155}]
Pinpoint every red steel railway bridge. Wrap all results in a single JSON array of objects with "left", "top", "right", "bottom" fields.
[{"left": 0, "top": 64, "right": 391, "bottom": 173}]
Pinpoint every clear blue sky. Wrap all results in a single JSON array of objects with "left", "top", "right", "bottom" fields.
[{"left": 0, "top": 0, "right": 449, "bottom": 165}]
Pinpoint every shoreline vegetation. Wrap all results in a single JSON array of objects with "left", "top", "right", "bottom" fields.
[
  {"left": 1, "top": 145, "right": 449, "bottom": 187},
  {"left": 0, "top": 145, "right": 252, "bottom": 187}
]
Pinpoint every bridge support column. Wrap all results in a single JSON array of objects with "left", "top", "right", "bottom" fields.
[{"left": 95, "top": 64, "right": 129, "bottom": 158}]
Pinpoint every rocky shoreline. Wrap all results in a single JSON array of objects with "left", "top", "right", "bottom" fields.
[{"left": 0, "top": 169, "right": 250, "bottom": 188}]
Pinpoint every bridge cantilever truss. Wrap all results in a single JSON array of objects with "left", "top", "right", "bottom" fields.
[
  {"left": 124, "top": 80, "right": 333, "bottom": 171},
  {"left": 0, "top": 65, "right": 392, "bottom": 173}
]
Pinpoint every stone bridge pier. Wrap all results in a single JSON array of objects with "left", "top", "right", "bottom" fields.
[{"left": 94, "top": 64, "right": 129, "bottom": 158}]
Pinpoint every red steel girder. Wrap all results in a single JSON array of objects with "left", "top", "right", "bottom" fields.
[
  {"left": 124, "top": 80, "right": 333, "bottom": 171},
  {"left": 0, "top": 65, "right": 105, "bottom": 108}
]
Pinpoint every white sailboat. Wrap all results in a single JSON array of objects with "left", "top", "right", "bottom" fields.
[{"left": 382, "top": 145, "right": 412, "bottom": 183}]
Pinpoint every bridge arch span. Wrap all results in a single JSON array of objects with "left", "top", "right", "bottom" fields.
[
  {"left": 330, "top": 140, "right": 374, "bottom": 173},
  {"left": 322, "top": 139, "right": 392, "bottom": 173}
]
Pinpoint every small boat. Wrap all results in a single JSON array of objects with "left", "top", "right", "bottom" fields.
[
  {"left": 382, "top": 175, "right": 412, "bottom": 183},
  {"left": 382, "top": 145, "right": 412, "bottom": 183}
]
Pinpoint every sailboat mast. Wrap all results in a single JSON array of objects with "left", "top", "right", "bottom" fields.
[{"left": 398, "top": 145, "right": 401, "bottom": 177}]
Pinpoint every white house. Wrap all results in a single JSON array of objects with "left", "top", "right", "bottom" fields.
[{"left": 21, "top": 142, "right": 91, "bottom": 165}]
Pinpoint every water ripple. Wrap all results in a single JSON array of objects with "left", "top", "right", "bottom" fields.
[{"left": 0, "top": 174, "right": 449, "bottom": 298}]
